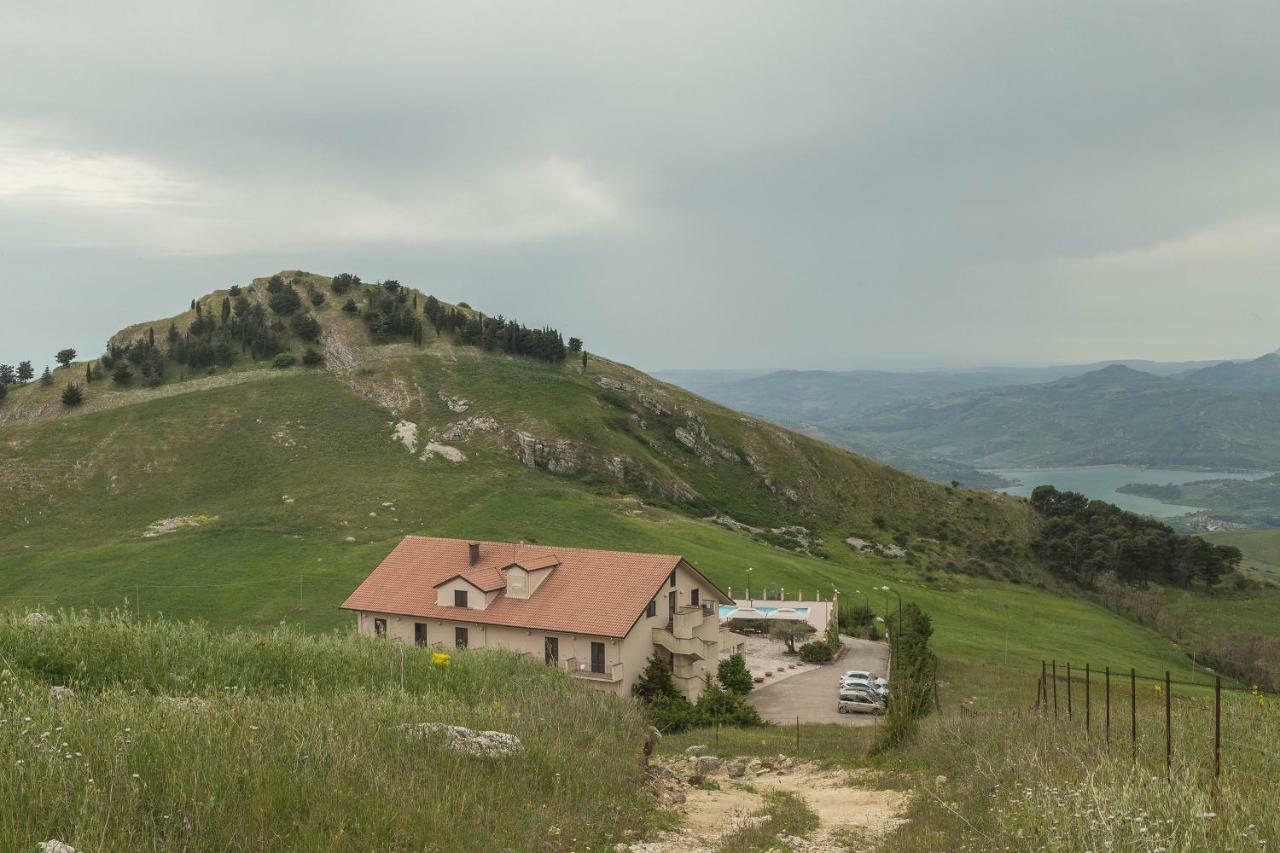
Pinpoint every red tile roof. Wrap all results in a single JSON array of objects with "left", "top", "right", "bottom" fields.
[{"left": 341, "top": 536, "right": 730, "bottom": 638}]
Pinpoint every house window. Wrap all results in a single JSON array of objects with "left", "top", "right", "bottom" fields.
[
  {"left": 414, "top": 623, "right": 427, "bottom": 646},
  {"left": 669, "top": 570, "right": 676, "bottom": 588},
  {"left": 545, "top": 636, "right": 559, "bottom": 665},
  {"left": 690, "top": 588, "right": 700, "bottom": 606},
  {"left": 454, "top": 589, "right": 469, "bottom": 608},
  {"left": 645, "top": 599, "right": 656, "bottom": 618},
  {"left": 373, "top": 618, "right": 387, "bottom": 638},
  {"left": 455, "top": 626, "right": 469, "bottom": 649},
  {"left": 590, "top": 641, "right": 605, "bottom": 674}
]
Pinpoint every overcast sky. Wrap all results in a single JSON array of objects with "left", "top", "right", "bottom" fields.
[{"left": 2, "top": 2, "right": 1279, "bottom": 372}]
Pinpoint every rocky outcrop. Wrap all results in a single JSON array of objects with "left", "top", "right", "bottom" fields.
[
  {"left": 22, "top": 611, "right": 54, "bottom": 627},
  {"left": 511, "top": 431, "right": 581, "bottom": 475},
  {"left": 420, "top": 443, "right": 466, "bottom": 463},
  {"left": 441, "top": 416, "right": 499, "bottom": 442},
  {"left": 402, "top": 723, "right": 524, "bottom": 757},
  {"left": 846, "top": 537, "right": 907, "bottom": 559},
  {"left": 437, "top": 391, "right": 470, "bottom": 413}
]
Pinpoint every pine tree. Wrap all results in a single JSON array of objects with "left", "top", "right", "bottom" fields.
[
  {"left": 17, "top": 361, "right": 33, "bottom": 382},
  {"left": 221, "top": 298, "right": 231, "bottom": 324},
  {"left": 60, "top": 384, "right": 84, "bottom": 407},
  {"left": 581, "top": 350, "right": 588, "bottom": 370},
  {"left": 85, "top": 363, "right": 92, "bottom": 383},
  {"left": 716, "top": 653, "right": 753, "bottom": 695},
  {"left": 631, "top": 653, "right": 680, "bottom": 701},
  {"left": 148, "top": 327, "right": 156, "bottom": 348},
  {"left": 40, "top": 366, "right": 53, "bottom": 386}
]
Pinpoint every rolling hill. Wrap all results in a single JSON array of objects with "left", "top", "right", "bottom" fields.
[
  {"left": 831, "top": 364, "right": 1280, "bottom": 470},
  {"left": 0, "top": 270, "right": 1213, "bottom": 709}
]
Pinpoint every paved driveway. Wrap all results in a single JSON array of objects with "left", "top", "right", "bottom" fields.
[{"left": 746, "top": 638, "right": 889, "bottom": 726}]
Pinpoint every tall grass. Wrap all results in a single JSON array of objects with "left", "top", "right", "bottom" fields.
[
  {"left": 0, "top": 612, "right": 660, "bottom": 851},
  {"left": 876, "top": 686, "right": 1280, "bottom": 851}
]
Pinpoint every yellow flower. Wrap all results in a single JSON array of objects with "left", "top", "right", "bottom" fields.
[{"left": 432, "top": 651, "right": 451, "bottom": 668}]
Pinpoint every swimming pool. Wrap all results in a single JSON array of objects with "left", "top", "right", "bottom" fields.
[{"left": 718, "top": 605, "right": 810, "bottom": 619}]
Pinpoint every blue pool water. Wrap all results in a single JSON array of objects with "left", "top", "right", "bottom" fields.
[{"left": 719, "top": 605, "right": 810, "bottom": 619}]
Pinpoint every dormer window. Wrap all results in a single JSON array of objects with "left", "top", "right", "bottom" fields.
[{"left": 454, "top": 589, "right": 469, "bottom": 608}]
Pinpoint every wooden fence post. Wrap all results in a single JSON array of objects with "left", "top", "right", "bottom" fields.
[
  {"left": 1130, "top": 667, "right": 1137, "bottom": 760},
  {"left": 1085, "top": 663, "right": 1091, "bottom": 734},
  {"left": 1105, "top": 666, "right": 1111, "bottom": 744},
  {"left": 1215, "top": 676, "right": 1222, "bottom": 779},
  {"left": 1067, "top": 662, "right": 1073, "bottom": 720},
  {"left": 1053, "top": 660, "right": 1059, "bottom": 719},
  {"left": 1164, "top": 670, "right": 1172, "bottom": 779}
]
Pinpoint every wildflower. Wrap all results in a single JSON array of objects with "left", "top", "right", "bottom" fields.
[{"left": 431, "top": 651, "right": 451, "bottom": 668}]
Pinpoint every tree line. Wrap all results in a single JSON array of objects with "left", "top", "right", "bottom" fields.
[{"left": 1029, "top": 485, "right": 1241, "bottom": 591}]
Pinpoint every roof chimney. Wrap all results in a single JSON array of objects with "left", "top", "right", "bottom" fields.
[{"left": 468, "top": 541, "right": 480, "bottom": 565}]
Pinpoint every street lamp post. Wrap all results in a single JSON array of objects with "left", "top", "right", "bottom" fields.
[
  {"left": 881, "top": 585, "right": 902, "bottom": 632},
  {"left": 746, "top": 567, "right": 753, "bottom": 608}
]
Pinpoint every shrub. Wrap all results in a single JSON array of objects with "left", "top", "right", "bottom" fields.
[
  {"left": 695, "top": 678, "right": 762, "bottom": 727},
  {"left": 798, "top": 641, "right": 834, "bottom": 663},
  {"left": 308, "top": 289, "right": 326, "bottom": 307},
  {"left": 0, "top": 383, "right": 6, "bottom": 404},
  {"left": 268, "top": 286, "right": 302, "bottom": 316},
  {"left": 60, "top": 384, "right": 84, "bottom": 406},
  {"left": 302, "top": 349, "right": 324, "bottom": 367},
  {"left": 717, "top": 653, "right": 753, "bottom": 695},
  {"left": 342, "top": 298, "right": 359, "bottom": 313},
  {"left": 111, "top": 362, "right": 133, "bottom": 385},
  {"left": 273, "top": 352, "right": 297, "bottom": 369}
]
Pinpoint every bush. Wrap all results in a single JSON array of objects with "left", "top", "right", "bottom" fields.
[
  {"left": 302, "top": 349, "right": 324, "bottom": 367},
  {"left": 717, "top": 653, "right": 753, "bottom": 695},
  {"left": 60, "top": 384, "right": 84, "bottom": 406},
  {"left": 695, "top": 678, "right": 762, "bottom": 727},
  {"left": 111, "top": 362, "right": 133, "bottom": 385},
  {"left": 342, "top": 298, "right": 359, "bottom": 313},
  {"left": 273, "top": 352, "right": 297, "bottom": 369},
  {"left": 798, "top": 641, "right": 834, "bottom": 663},
  {"left": 268, "top": 286, "right": 302, "bottom": 316}
]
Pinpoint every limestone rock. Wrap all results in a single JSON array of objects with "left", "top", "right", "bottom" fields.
[
  {"left": 402, "top": 723, "right": 524, "bottom": 758},
  {"left": 693, "top": 755, "right": 721, "bottom": 775}
]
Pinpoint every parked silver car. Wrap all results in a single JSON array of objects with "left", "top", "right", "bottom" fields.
[{"left": 836, "top": 690, "right": 885, "bottom": 715}]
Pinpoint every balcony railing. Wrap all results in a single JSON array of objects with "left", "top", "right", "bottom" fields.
[
  {"left": 562, "top": 657, "right": 623, "bottom": 683},
  {"left": 653, "top": 626, "right": 715, "bottom": 659}
]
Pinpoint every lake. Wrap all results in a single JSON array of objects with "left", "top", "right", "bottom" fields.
[{"left": 984, "top": 465, "right": 1273, "bottom": 518}]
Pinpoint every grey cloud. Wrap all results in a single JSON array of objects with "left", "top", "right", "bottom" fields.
[{"left": 2, "top": 1, "right": 1279, "bottom": 371}]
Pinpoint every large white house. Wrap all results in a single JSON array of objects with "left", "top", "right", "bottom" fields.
[{"left": 342, "top": 536, "right": 735, "bottom": 699}]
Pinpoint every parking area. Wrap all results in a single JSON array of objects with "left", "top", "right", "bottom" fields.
[{"left": 745, "top": 637, "right": 890, "bottom": 726}]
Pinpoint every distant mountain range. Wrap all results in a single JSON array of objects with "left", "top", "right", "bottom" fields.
[{"left": 659, "top": 352, "right": 1280, "bottom": 482}]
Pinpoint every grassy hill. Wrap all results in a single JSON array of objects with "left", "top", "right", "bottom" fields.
[
  {"left": 0, "top": 271, "right": 1217, "bottom": 704},
  {"left": 0, "top": 613, "right": 659, "bottom": 851}
]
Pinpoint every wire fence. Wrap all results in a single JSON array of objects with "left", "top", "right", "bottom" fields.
[{"left": 1027, "top": 659, "right": 1280, "bottom": 779}]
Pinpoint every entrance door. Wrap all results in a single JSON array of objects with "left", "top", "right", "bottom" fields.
[
  {"left": 455, "top": 626, "right": 468, "bottom": 649},
  {"left": 544, "top": 636, "right": 559, "bottom": 665},
  {"left": 414, "top": 623, "right": 427, "bottom": 646},
  {"left": 668, "top": 590, "right": 677, "bottom": 626},
  {"left": 590, "top": 641, "right": 606, "bottom": 674}
]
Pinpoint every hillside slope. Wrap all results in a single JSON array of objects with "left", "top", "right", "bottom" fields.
[{"left": 0, "top": 270, "right": 1210, "bottom": 709}]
